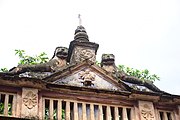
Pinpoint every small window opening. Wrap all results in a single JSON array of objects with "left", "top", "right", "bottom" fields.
[
  {"left": 62, "top": 101, "right": 66, "bottom": 120},
  {"left": 167, "top": 112, "right": 172, "bottom": 120},
  {"left": 102, "top": 106, "right": 107, "bottom": 120},
  {"left": 70, "top": 102, "right": 74, "bottom": 120},
  {"left": 118, "top": 107, "right": 123, "bottom": 120},
  {"left": 126, "top": 108, "right": 131, "bottom": 120},
  {"left": 110, "top": 106, "right": 115, "bottom": 120},
  {"left": 94, "top": 105, "right": 99, "bottom": 120},
  {"left": 0, "top": 94, "right": 5, "bottom": 115},
  {"left": 44, "top": 99, "right": 50, "bottom": 120},
  {"left": 8, "top": 95, "right": 13, "bottom": 116},
  {"left": 159, "top": 112, "right": 163, "bottom": 120},
  {"left": 78, "top": 103, "right": 82, "bottom": 120},
  {"left": 53, "top": 100, "right": 58, "bottom": 120},
  {"left": 86, "top": 104, "right": 90, "bottom": 120}
]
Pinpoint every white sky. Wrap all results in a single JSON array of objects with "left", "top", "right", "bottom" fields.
[{"left": 0, "top": 0, "right": 180, "bottom": 94}]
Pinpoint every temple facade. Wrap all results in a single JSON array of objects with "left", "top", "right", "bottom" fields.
[{"left": 0, "top": 25, "right": 180, "bottom": 120}]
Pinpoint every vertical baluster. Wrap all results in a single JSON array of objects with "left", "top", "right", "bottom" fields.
[
  {"left": 115, "top": 107, "right": 119, "bottom": 120},
  {"left": 158, "top": 112, "right": 161, "bottom": 120},
  {"left": 82, "top": 102, "right": 87, "bottom": 120},
  {"left": 130, "top": 108, "right": 135, "bottom": 120},
  {"left": 66, "top": 101, "right": 70, "bottom": 120},
  {"left": 122, "top": 107, "right": 128, "bottom": 120},
  {"left": 78, "top": 103, "right": 82, "bottom": 120},
  {"left": 134, "top": 105, "right": 140, "bottom": 120},
  {"left": 16, "top": 92, "right": 21, "bottom": 117},
  {"left": 4, "top": 94, "right": 9, "bottom": 115},
  {"left": 99, "top": 105, "right": 103, "bottom": 120},
  {"left": 106, "top": 106, "right": 111, "bottom": 120},
  {"left": 170, "top": 112, "right": 175, "bottom": 120},
  {"left": 12, "top": 95, "right": 16, "bottom": 117},
  {"left": 42, "top": 99, "right": 46, "bottom": 120},
  {"left": 49, "top": 99, "right": 54, "bottom": 120},
  {"left": 163, "top": 112, "right": 168, "bottom": 120},
  {"left": 38, "top": 94, "right": 43, "bottom": 120},
  {"left": 90, "top": 103, "right": 95, "bottom": 120},
  {"left": 57, "top": 100, "right": 62, "bottom": 120},
  {"left": 154, "top": 109, "right": 159, "bottom": 120},
  {"left": 74, "top": 102, "right": 79, "bottom": 120}
]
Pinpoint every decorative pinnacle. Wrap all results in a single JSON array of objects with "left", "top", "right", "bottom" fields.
[{"left": 78, "top": 14, "right": 82, "bottom": 26}]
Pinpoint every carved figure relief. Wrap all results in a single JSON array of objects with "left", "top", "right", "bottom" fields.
[
  {"left": 79, "top": 69, "right": 96, "bottom": 86},
  {"left": 141, "top": 110, "right": 154, "bottom": 120},
  {"left": 141, "top": 104, "right": 154, "bottom": 120},
  {"left": 79, "top": 49, "right": 93, "bottom": 59},
  {"left": 53, "top": 69, "right": 119, "bottom": 90},
  {"left": 23, "top": 91, "right": 37, "bottom": 109},
  {"left": 74, "top": 47, "right": 96, "bottom": 63}
]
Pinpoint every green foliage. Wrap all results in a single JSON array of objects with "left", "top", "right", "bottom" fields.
[
  {"left": 0, "top": 102, "right": 4, "bottom": 114},
  {"left": 45, "top": 108, "right": 65, "bottom": 120},
  {"left": 0, "top": 50, "right": 49, "bottom": 71},
  {"left": 0, "top": 49, "right": 160, "bottom": 82},
  {"left": 62, "top": 109, "right": 65, "bottom": 120},
  {"left": 15, "top": 49, "right": 49, "bottom": 65},
  {"left": 0, "top": 68, "right": 8, "bottom": 72},
  {"left": 44, "top": 108, "right": 49, "bottom": 120},
  {"left": 0, "top": 103, "right": 12, "bottom": 115},
  {"left": 53, "top": 109, "right": 57, "bottom": 120},
  {"left": 96, "top": 61, "right": 101, "bottom": 66},
  {"left": 118, "top": 65, "right": 160, "bottom": 82},
  {"left": 8, "top": 103, "right": 12, "bottom": 115}
]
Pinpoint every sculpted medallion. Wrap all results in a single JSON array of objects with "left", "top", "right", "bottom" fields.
[{"left": 23, "top": 91, "right": 37, "bottom": 109}]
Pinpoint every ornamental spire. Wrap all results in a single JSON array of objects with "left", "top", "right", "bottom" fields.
[
  {"left": 74, "top": 14, "right": 89, "bottom": 41},
  {"left": 78, "top": 14, "right": 82, "bottom": 26},
  {"left": 67, "top": 15, "right": 99, "bottom": 63}
]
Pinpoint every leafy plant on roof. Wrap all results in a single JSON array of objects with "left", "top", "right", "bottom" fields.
[
  {"left": 118, "top": 65, "right": 160, "bottom": 82},
  {"left": 15, "top": 49, "right": 49, "bottom": 65},
  {"left": 0, "top": 68, "right": 8, "bottom": 72},
  {"left": 0, "top": 50, "right": 160, "bottom": 82},
  {"left": 0, "top": 50, "right": 49, "bottom": 72}
]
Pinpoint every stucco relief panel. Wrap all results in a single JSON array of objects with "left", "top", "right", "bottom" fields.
[
  {"left": 53, "top": 68, "right": 120, "bottom": 91},
  {"left": 74, "top": 47, "right": 96, "bottom": 63},
  {"left": 23, "top": 91, "right": 37, "bottom": 109},
  {"left": 21, "top": 88, "right": 38, "bottom": 118},
  {"left": 139, "top": 101, "right": 155, "bottom": 120}
]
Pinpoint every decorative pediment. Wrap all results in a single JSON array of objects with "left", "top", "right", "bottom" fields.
[{"left": 51, "top": 65, "right": 124, "bottom": 91}]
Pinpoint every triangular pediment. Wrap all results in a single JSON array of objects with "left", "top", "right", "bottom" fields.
[{"left": 45, "top": 61, "right": 129, "bottom": 91}]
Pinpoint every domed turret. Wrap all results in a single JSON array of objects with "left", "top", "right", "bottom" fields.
[
  {"left": 74, "top": 25, "right": 89, "bottom": 41},
  {"left": 67, "top": 25, "right": 99, "bottom": 64}
]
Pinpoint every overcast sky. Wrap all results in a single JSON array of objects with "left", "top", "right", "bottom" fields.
[{"left": 0, "top": 0, "right": 180, "bottom": 94}]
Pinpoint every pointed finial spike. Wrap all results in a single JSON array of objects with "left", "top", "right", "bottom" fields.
[{"left": 78, "top": 14, "right": 82, "bottom": 26}]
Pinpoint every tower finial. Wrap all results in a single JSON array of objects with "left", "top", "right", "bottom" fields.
[{"left": 78, "top": 14, "right": 82, "bottom": 26}]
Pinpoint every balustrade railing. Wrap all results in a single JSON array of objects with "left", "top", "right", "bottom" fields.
[
  {"left": 158, "top": 110, "right": 174, "bottom": 120},
  {"left": 0, "top": 92, "right": 16, "bottom": 117},
  {"left": 0, "top": 92, "right": 177, "bottom": 120},
  {"left": 43, "top": 98, "right": 134, "bottom": 120}
]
